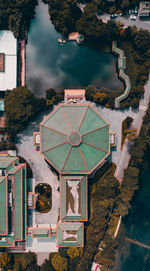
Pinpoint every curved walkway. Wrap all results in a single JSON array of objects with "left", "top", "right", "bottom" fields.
[
  {"left": 112, "top": 41, "right": 131, "bottom": 108},
  {"left": 125, "top": 237, "right": 150, "bottom": 250}
]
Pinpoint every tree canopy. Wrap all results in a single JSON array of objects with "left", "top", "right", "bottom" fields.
[
  {"left": 4, "top": 86, "right": 45, "bottom": 136},
  {"left": 0, "top": 0, "right": 37, "bottom": 38}
]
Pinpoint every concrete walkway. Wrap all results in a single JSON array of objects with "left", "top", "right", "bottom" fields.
[
  {"left": 116, "top": 74, "right": 150, "bottom": 180},
  {"left": 90, "top": 102, "right": 137, "bottom": 167},
  {"left": 16, "top": 113, "right": 59, "bottom": 226}
]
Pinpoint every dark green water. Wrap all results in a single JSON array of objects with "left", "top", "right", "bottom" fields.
[
  {"left": 26, "top": 0, "right": 123, "bottom": 97},
  {"left": 119, "top": 150, "right": 150, "bottom": 271}
]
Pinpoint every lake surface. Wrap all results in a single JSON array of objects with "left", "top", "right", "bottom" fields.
[
  {"left": 26, "top": 0, "right": 123, "bottom": 97},
  {"left": 113, "top": 149, "right": 150, "bottom": 271}
]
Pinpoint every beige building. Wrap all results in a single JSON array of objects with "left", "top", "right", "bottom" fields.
[{"left": 139, "top": 2, "right": 150, "bottom": 17}]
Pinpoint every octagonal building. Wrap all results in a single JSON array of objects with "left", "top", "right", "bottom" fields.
[
  {"left": 33, "top": 90, "right": 115, "bottom": 247},
  {"left": 39, "top": 103, "right": 110, "bottom": 174}
]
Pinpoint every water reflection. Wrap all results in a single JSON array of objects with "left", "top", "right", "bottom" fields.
[{"left": 26, "top": 0, "right": 123, "bottom": 97}]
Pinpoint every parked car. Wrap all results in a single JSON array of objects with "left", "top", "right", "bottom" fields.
[
  {"left": 130, "top": 15, "right": 137, "bottom": 20},
  {"left": 119, "top": 13, "right": 123, "bottom": 16}
]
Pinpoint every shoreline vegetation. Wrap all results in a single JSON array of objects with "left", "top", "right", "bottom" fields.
[
  {"left": 44, "top": 0, "right": 150, "bottom": 109},
  {"left": 0, "top": 0, "right": 38, "bottom": 39}
]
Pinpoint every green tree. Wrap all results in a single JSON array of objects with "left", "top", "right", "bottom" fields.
[
  {"left": 67, "top": 247, "right": 83, "bottom": 259},
  {"left": 13, "top": 262, "right": 21, "bottom": 271},
  {"left": 94, "top": 92, "right": 108, "bottom": 105},
  {"left": 41, "top": 259, "right": 54, "bottom": 271},
  {"left": 121, "top": 0, "right": 130, "bottom": 10},
  {"left": 0, "top": 252, "right": 11, "bottom": 269},
  {"left": 4, "top": 86, "right": 45, "bottom": 136},
  {"left": 46, "top": 88, "right": 56, "bottom": 100},
  {"left": 134, "top": 30, "right": 150, "bottom": 54},
  {"left": 21, "top": 252, "right": 36, "bottom": 270},
  {"left": 51, "top": 254, "right": 68, "bottom": 271}
]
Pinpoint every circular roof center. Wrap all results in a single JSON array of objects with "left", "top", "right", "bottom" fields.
[{"left": 69, "top": 132, "right": 82, "bottom": 146}]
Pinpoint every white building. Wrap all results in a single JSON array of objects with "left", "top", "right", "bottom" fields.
[{"left": 0, "top": 30, "right": 17, "bottom": 91}]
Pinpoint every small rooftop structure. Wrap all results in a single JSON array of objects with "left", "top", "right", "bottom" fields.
[
  {"left": 28, "top": 192, "right": 36, "bottom": 209},
  {"left": 0, "top": 154, "right": 26, "bottom": 248},
  {"left": 139, "top": 2, "right": 150, "bottom": 17},
  {"left": 0, "top": 53, "right": 5, "bottom": 72},
  {"left": 0, "top": 31, "right": 17, "bottom": 91},
  {"left": 57, "top": 222, "right": 84, "bottom": 247},
  {"left": 30, "top": 227, "right": 51, "bottom": 239},
  {"left": 68, "top": 32, "right": 84, "bottom": 44},
  {"left": 110, "top": 131, "right": 116, "bottom": 147},
  {"left": 64, "top": 89, "right": 86, "bottom": 103},
  {"left": 33, "top": 132, "right": 40, "bottom": 146}
]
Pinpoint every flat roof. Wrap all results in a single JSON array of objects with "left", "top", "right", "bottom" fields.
[
  {"left": 0, "top": 31, "right": 17, "bottom": 91},
  {"left": 65, "top": 89, "right": 85, "bottom": 96}
]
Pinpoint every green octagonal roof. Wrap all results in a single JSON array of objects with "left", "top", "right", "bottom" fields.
[{"left": 40, "top": 104, "right": 110, "bottom": 174}]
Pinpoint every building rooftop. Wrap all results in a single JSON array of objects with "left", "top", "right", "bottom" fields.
[
  {"left": 139, "top": 2, "right": 150, "bottom": 16},
  {"left": 40, "top": 104, "right": 110, "bottom": 174},
  {"left": 0, "top": 154, "right": 26, "bottom": 247},
  {"left": 60, "top": 175, "right": 87, "bottom": 221},
  {"left": 57, "top": 222, "right": 84, "bottom": 247},
  {"left": 0, "top": 30, "right": 17, "bottom": 91}
]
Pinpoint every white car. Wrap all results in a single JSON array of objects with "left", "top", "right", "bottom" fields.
[{"left": 130, "top": 15, "right": 137, "bottom": 20}]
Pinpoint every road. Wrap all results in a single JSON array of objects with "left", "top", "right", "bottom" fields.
[
  {"left": 116, "top": 74, "right": 150, "bottom": 180},
  {"left": 98, "top": 14, "right": 150, "bottom": 31}
]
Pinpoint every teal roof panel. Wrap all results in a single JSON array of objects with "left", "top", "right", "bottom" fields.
[
  {"left": 43, "top": 107, "right": 71, "bottom": 135},
  {"left": 43, "top": 143, "right": 71, "bottom": 172},
  {"left": 41, "top": 125, "right": 68, "bottom": 152},
  {"left": 63, "top": 105, "right": 87, "bottom": 132},
  {"left": 80, "top": 143, "right": 106, "bottom": 171},
  {"left": 63, "top": 148, "right": 87, "bottom": 173},
  {"left": 40, "top": 104, "right": 110, "bottom": 174},
  {"left": 79, "top": 107, "right": 107, "bottom": 135},
  {"left": 83, "top": 126, "right": 109, "bottom": 152},
  {"left": 14, "top": 169, "right": 22, "bottom": 240},
  {"left": 0, "top": 178, "right": 7, "bottom": 235}
]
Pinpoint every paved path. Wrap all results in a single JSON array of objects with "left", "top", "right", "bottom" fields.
[
  {"left": 16, "top": 112, "right": 59, "bottom": 226},
  {"left": 116, "top": 74, "right": 150, "bottom": 180},
  {"left": 99, "top": 14, "right": 150, "bottom": 31},
  {"left": 90, "top": 102, "right": 137, "bottom": 167}
]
